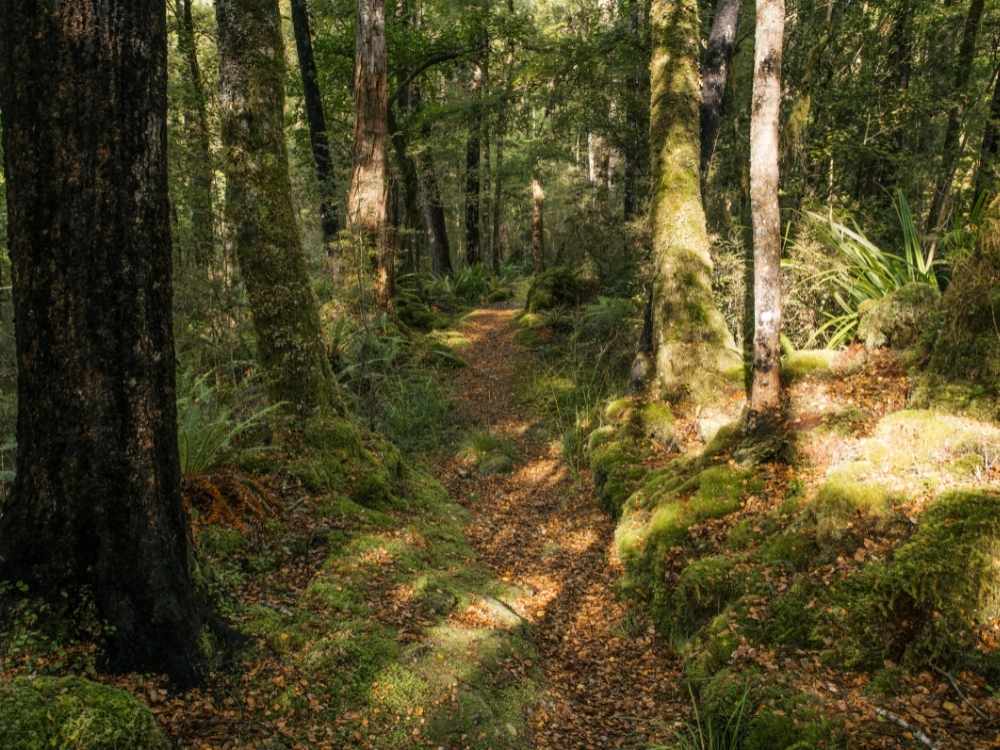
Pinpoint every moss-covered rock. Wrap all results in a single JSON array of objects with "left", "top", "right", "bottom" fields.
[
  {"left": 590, "top": 439, "right": 649, "bottom": 516},
  {"left": 841, "top": 490, "right": 1000, "bottom": 669},
  {"left": 524, "top": 267, "right": 598, "bottom": 312},
  {"left": 0, "top": 676, "right": 169, "bottom": 750},
  {"left": 663, "top": 554, "right": 745, "bottom": 637},
  {"left": 681, "top": 608, "right": 743, "bottom": 685},
  {"left": 698, "top": 669, "right": 842, "bottom": 750},
  {"left": 639, "top": 401, "right": 675, "bottom": 447},
  {"left": 810, "top": 473, "right": 897, "bottom": 547},
  {"left": 857, "top": 282, "right": 939, "bottom": 350}
]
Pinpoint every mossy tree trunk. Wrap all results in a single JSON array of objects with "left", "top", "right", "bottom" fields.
[
  {"left": 176, "top": 0, "right": 216, "bottom": 265},
  {"left": 700, "top": 0, "right": 743, "bottom": 179},
  {"left": 0, "top": 0, "right": 209, "bottom": 685},
  {"left": 291, "top": 0, "right": 340, "bottom": 248},
  {"left": 347, "top": 0, "right": 393, "bottom": 307},
  {"left": 216, "top": 0, "right": 334, "bottom": 411},
  {"left": 649, "top": 0, "right": 739, "bottom": 404},
  {"left": 748, "top": 0, "right": 785, "bottom": 426}
]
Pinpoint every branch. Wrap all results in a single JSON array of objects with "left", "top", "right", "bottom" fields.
[
  {"left": 389, "top": 48, "right": 473, "bottom": 108},
  {"left": 874, "top": 707, "right": 939, "bottom": 750}
]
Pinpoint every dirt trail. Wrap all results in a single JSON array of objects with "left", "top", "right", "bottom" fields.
[{"left": 438, "top": 307, "right": 685, "bottom": 750}]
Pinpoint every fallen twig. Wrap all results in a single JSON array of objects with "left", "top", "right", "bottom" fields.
[
  {"left": 932, "top": 665, "right": 989, "bottom": 722},
  {"left": 874, "top": 707, "right": 939, "bottom": 750}
]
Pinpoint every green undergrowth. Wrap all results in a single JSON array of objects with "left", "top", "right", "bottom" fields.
[
  {"left": 460, "top": 430, "right": 520, "bottom": 475},
  {"left": 0, "top": 676, "right": 170, "bottom": 750},
  {"left": 216, "top": 415, "right": 539, "bottom": 748},
  {"left": 586, "top": 391, "right": 1000, "bottom": 747}
]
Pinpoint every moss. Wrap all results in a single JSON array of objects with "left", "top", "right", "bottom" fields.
[
  {"left": 662, "top": 555, "right": 744, "bottom": 638},
  {"left": 681, "top": 608, "right": 742, "bottom": 685},
  {"left": 781, "top": 349, "right": 839, "bottom": 380},
  {"left": 590, "top": 439, "right": 649, "bottom": 516},
  {"left": 478, "top": 452, "right": 514, "bottom": 475},
  {"left": 759, "top": 582, "right": 822, "bottom": 649},
  {"left": 640, "top": 401, "right": 675, "bottom": 446},
  {"left": 585, "top": 425, "right": 617, "bottom": 453},
  {"left": 811, "top": 474, "right": 896, "bottom": 546},
  {"left": 460, "top": 431, "right": 518, "bottom": 476},
  {"left": 698, "top": 669, "right": 841, "bottom": 750},
  {"left": 857, "top": 282, "right": 939, "bottom": 350},
  {"left": 757, "top": 530, "right": 818, "bottom": 570},
  {"left": 603, "top": 397, "right": 634, "bottom": 422},
  {"left": 0, "top": 676, "right": 170, "bottom": 750},
  {"left": 515, "top": 311, "right": 546, "bottom": 329},
  {"left": 908, "top": 376, "right": 1000, "bottom": 422},
  {"left": 524, "top": 266, "right": 598, "bottom": 312},
  {"left": 844, "top": 490, "right": 1000, "bottom": 669}
]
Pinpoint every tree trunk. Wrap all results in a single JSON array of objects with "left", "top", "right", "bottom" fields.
[
  {"left": 216, "top": 0, "right": 334, "bottom": 410},
  {"left": 465, "top": 64, "right": 484, "bottom": 266},
  {"left": 973, "top": 67, "right": 1000, "bottom": 207},
  {"left": 748, "top": 0, "right": 785, "bottom": 426},
  {"left": 649, "top": 0, "right": 739, "bottom": 404},
  {"left": 290, "top": 0, "right": 340, "bottom": 247},
  {"left": 177, "top": 0, "right": 216, "bottom": 264},
  {"left": 388, "top": 104, "right": 423, "bottom": 273},
  {"left": 531, "top": 176, "right": 545, "bottom": 272},
  {"left": 926, "top": 0, "right": 986, "bottom": 234},
  {"left": 0, "top": 0, "right": 209, "bottom": 685},
  {"left": 700, "top": 0, "right": 742, "bottom": 179},
  {"left": 417, "top": 106, "right": 453, "bottom": 275},
  {"left": 347, "top": 0, "right": 392, "bottom": 307},
  {"left": 492, "top": 124, "right": 506, "bottom": 273}
]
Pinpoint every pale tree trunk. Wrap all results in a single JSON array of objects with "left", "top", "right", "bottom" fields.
[
  {"left": 0, "top": 0, "right": 210, "bottom": 685},
  {"left": 649, "top": 0, "right": 739, "bottom": 404},
  {"left": 531, "top": 176, "right": 545, "bottom": 272},
  {"left": 700, "top": 0, "right": 742, "bottom": 179},
  {"left": 216, "top": 0, "right": 334, "bottom": 410},
  {"left": 926, "top": 0, "right": 986, "bottom": 234},
  {"left": 176, "top": 0, "right": 216, "bottom": 264},
  {"left": 347, "top": 0, "right": 393, "bottom": 307},
  {"left": 291, "top": 0, "right": 340, "bottom": 248},
  {"left": 748, "top": 0, "right": 785, "bottom": 427}
]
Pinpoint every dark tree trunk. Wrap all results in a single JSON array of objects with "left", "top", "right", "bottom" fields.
[
  {"left": 700, "top": 0, "right": 742, "bottom": 179},
  {"left": 216, "top": 0, "right": 334, "bottom": 409},
  {"left": 926, "top": 0, "right": 986, "bottom": 233},
  {"left": 0, "top": 0, "right": 208, "bottom": 685},
  {"left": 465, "top": 64, "right": 484, "bottom": 266},
  {"left": 748, "top": 0, "right": 785, "bottom": 426},
  {"left": 388, "top": 104, "right": 424, "bottom": 273},
  {"left": 177, "top": 0, "right": 216, "bottom": 264},
  {"left": 291, "top": 0, "right": 340, "bottom": 246},
  {"left": 417, "top": 103, "right": 453, "bottom": 275},
  {"left": 973, "top": 68, "right": 1000, "bottom": 207},
  {"left": 347, "top": 0, "right": 392, "bottom": 307},
  {"left": 531, "top": 175, "right": 545, "bottom": 272}
]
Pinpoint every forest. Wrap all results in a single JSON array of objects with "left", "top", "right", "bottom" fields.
[{"left": 0, "top": 0, "right": 998, "bottom": 748}]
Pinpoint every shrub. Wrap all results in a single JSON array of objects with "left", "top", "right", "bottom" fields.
[
  {"left": 0, "top": 676, "right": 169, "bottom": 750},
  {"left": 524, "top": 267, "right": 598, "bottom": 312}
]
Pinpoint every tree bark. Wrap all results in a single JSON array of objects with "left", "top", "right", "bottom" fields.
[
  {"left": 973, "top": 67, "right": 1000, "bottom": 207},
  {"left": 388, "top": 103, "right": 424, "bottom": 273},
  {"left": 177, "top": 0, "right": 216, "bottom": 264},
  {"left": 290, "top": 0, "right": 340, "bottom": 247},
  {"left": 531, "top": 175, "right": 545, "bottom": 272},
  {"left": 0, "top": 0, "right": 209, "bottom": 685},
  {"left": 700, "top": 0, "right": 742, "bottom": 179},
  {"left": 347, "top": 0, "right": 393, "bottom": 307},
  {"left": 926, "top": 0, "right": 986, "bottom": 233},
  {"left": 417, "top": 106, "right": 453, "bottom": 275},
  {"left": 465, "top": 63, "right": 484, "bottom": 266},
  {"left": 216, "top": 0, "right": 334, "bottom": 409},
  {"left": 748, "top": 0, "right": 785, "bottom": 426},
  {"left": 649, "top": 0, "right": 739, "bottom": 404}
]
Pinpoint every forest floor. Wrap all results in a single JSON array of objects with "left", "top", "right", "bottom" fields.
[
  {"left": 436, "top": 306, "right": 686, "bottom": 748},
  {"left": 3, "top": 302, "right": 999, "bottom": 750}
]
